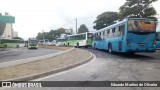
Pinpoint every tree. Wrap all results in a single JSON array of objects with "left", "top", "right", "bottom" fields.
[
  {"left": 36, "top": 32, "right": 52, "bottom": 41},
  {"left": 78, "top": 24, "right": 89, "bottom": 33},
  {"left": 119, "top": 0, "right": 157, "bottom": 18},
  {"left": 36, "top": 28, "right": 66, "bottom": 41},
  {"left": 93, "top": 11, "right": 120, "bottom": 30}
]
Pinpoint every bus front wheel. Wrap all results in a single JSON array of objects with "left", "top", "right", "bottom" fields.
[
  {"left": 108, "top": 44, "right": 112, "bottom": 54},
  {"left": 16, "top": 45, "right": 19, "bottom": 48},
  {"left": 76, "top": 42, "right": 79, "bottom": 48}
]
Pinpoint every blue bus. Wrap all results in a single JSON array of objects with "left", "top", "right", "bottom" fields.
[{"left": 92, "top": 17, "right": 157, "bottom": 53}]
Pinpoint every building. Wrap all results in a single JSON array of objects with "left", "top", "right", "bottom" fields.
[
  {"left": 0, "top": 12, "right": 15, "bottom": 39},
  {"left": 64, "top": 28, "right": 73, "bottom": 34},
  {"left": 13, "top": 31, "right": 18, "bottom": 38},
  {"left": 2, "top": 23, "right": 13, "bottom": 39}
]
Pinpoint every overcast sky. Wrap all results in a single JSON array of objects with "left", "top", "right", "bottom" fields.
[{"left": 0, "top": 0, "right": 160, "bottom": 40}]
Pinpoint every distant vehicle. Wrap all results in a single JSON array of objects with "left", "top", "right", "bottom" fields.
[
  {"left": 65, "top": 32, "right": 93, "bottom": 47},
  {"left": 46, "top": 42, "right": 54, "bottom": 46},
  {"left": 92, "top": 17, "right": 157, "bottom": 53},
  {"left": 0, "top": 39, "right": 24, "bottom": 48},
  {"left": 55, "top": 38, "right": 67, "bottom": 46},
  {"left": 28, "top": 38, "right": 38, "bottom": 49},
  {"left": 51, "top": 40, "right": 56, "bottom": 45},
  {"left": 39, "top": 39, "right": 49, "bottom": 45}
]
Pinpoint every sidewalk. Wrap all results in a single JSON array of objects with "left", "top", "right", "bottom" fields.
[{"left": 0, "top": 48, "right": 92, "bottom": 81}]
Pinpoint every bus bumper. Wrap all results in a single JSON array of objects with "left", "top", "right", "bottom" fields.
[{"left": 127, "top": 47, "right": 156, "bottom": 52}]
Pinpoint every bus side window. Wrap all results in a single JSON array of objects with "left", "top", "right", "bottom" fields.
[
  {"left": 99, "top": 32, "right": 102, "bottom": 40},
  {"left": 120, "top": 24, "right": 125, "bottom": 36},
  {"left": 107, "top": 30, "right": 110, "bottom": 34},
  {"left": 100, "top": 32, "right": 103, "bottom": 40},
  {"left": 104, "top": 30, "right": 107, "bottom": 39},
  {"left": 112, "top": 28, "right": 115, "bottom": 37},
  {"left": 107, "top": 29, "right": 110, "bottom": 37},
  {"left": 110, "top": 28, "right": 114, "bottom": 37},
  {"left": 95, "top": 33, "right": 98, "bottom": 41},
  {"left": 102, "top": 31, "right": 105, "bottom": 39},
  {"left": 114, "top": 27, "right": 119, "bottom": 37},
  {"left": 112, "top": 28, "right": 115, "bottom": 33}
]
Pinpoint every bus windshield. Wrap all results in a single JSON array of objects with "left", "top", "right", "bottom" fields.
[
  {"left": 128, "top": 19, "right": 156, "bottom": 32},
  {"left": 29, "top": 39, "right": 38, "bottom": 45}
]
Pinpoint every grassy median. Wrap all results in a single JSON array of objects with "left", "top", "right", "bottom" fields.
[{"left": 0, "top": 46, "right": 91, "bottom": 80}]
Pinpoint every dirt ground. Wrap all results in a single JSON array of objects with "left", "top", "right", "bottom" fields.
[
  {"left": 39, "top": 45, "right": 72, "bottom": 51},
  {"left": 0, "top": 48, "right": 91, "bottom": 80}
]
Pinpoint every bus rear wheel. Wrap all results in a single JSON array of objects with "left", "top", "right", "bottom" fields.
[
  {"left": 94, "top": 43, "right": 96, "bottom": 49},
  {"left": 4, "top": 45, "right": 7, "bottom": 48},
  {"left": 108, "top": 44, "right": 112, "bottom": 54}
]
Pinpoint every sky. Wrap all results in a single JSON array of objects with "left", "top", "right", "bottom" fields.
[{"left": 0, "top": 0, "right": 160, "bottom": 40}]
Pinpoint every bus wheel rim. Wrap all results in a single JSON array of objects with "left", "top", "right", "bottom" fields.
[{"left": 109, "top": 45, "right": 112, "bottom": 53}]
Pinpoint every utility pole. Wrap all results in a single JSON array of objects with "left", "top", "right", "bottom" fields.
[
  {"left": 75, "top": 18, "right": 77, "bottom": 34},
  {"left": 42, "top": 30, "right": 44, "bottom": 41}
]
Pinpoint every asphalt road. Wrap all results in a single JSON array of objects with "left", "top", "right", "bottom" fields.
[
  {"left": 0, "top": 47, "right": 61, "bottom": 63},
  {"left": 2, "top": 48, "right": 160, "bottom": 90}
]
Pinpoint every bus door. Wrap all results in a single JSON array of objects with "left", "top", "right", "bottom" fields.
[{"left": 118, "top": 24, "right": 125, "bottom": 51}]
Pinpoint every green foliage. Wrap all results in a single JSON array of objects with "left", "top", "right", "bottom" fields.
[
  {"left": 93, "top": 0, "right": 158, "bottom": 30},
  {"left": 93, "top": 12, "right": 120, "bottom": 30},
  {"left": 36, "top": 28, "right": 66, "bottom": 41},
  {"left": 78, "top": 24, "right": 89, "bottom": 33},
  {"left": 12, "top": 37, "right": 24, "bottom": 40},
  {"left": 119, "top": 0, "right": 157, "bottom": 18}
]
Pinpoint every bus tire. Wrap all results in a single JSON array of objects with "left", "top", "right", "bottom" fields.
[
  {"left": 4, "top": 45, "right": 7, "bottom": 48},
  {"left": 85, "top": 45, "right": 88, "bottom": 48},
  {"left": 128, "top": 52, "right": 135, "bottom": 55},
  {"left": 16, "top": 45, "right": 19, "bottom": 48},
  {"left": 108, "top": 44, "right": 112, "bottom": 54},
  {"left": 76, "top": 42, "right": 79, "bottom": 48},
  {"left": 94, "top": 43, "right": 96, "bottom": 49}
]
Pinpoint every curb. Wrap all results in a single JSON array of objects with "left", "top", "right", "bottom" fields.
[
  {"left": 5, "top": 50, "right": 93, "bottom": 81},
  {"left": 0, "top": 47, "right": 75, "bottom": 68}
]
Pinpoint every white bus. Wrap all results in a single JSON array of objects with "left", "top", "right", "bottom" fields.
[{"left": 64, "top": 32, "right": 93, "bottom": 47}]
